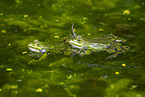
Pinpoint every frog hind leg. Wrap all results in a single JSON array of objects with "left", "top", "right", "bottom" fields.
[
  {"left": 28, "top": 53, "right": 48, "bottom": 64},
  {"left": 106, "top": 51, "right": 122, "bottom": 60},
  {"left": 106, "top": 45, "right": 130, "bottom": 60},
  {"left": 37, "top": 53, "right": 48, "bottom": 61},
  {"left": 121, "top": 45, "right": 130, "bottom": 51},
  {"left": 106, "top": 44, "right": 116, "bottom": 53},
  {"left": 105, "top": 34, "right": 126, "bottom": 43},
  {"left": 105, "top": 48, "right": 118, "bottom": 60},
  {"left": 105, "top": 34, "right": 118, "bottom": 41}
]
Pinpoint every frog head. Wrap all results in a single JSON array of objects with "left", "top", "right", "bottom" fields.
[
  {"left": 69, "top": 34, "right": 107, "bottom": 51},
  {"left": 69, "top": 24, "right": 107, "bottom": 50},
  {"left": 69, "top": 24, "right": 85, "bottom": 49},
  {"left": 28, "top": 40, "right": 48, "bottom": 53},
  {"left": 69, "top": 35, "right": 85, "bottom": 49}
]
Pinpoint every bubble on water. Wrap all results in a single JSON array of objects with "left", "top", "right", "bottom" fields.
[
  {"left": 9, "top": 18, "right": 13, "bottom": 20},
  {"left": 18, "top": 79, "right": 22, "bottom": 82},
  {"left": 38, "top": 4, "right": 40, "bottom": 6},
  {"left": 15, "top": 30, "right": 17, "bottom": 32},
  {"left": 102, "top": 75, "right": 108, "bottom": 79}
]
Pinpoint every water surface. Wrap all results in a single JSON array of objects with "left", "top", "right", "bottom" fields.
[{"left": 0, "top": 0, "right": 145, "bottom": 97}]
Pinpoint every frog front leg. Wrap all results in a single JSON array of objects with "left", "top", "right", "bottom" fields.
[
  {"left": 76, "top": 49, "right": 92, "bottom": 56},
  {"left": 69, "top": 49, "right": 83, "bottom": 57},
  {"left": 28, "top": 53, "right": 48, "bottom": 64}
]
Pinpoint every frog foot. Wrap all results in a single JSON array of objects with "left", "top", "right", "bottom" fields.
[
  {"left": 106, "top": 55, "right": 116, "bottom": 60},
  {"left": 105, "top": 52, "right": 121, "bottom": 60}
]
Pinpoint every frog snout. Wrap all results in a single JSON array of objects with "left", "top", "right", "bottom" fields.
[{"left": 28, "top": 43, "right": 32, "bottom": 46}]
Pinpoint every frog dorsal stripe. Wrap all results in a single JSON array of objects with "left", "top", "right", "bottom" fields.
[
  {"left": 69, "top": 40, "right": 84, "bottom": 47},
  {"left": 70, "top": 43, "right": 84, "bottom": 49},
  {"left": 28, "top": 43, "right": 43, "bottom": 51}
]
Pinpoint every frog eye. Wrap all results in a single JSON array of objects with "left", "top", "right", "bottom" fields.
[
  {"left": 78, "top": 39, "right": 81, "bottom": 42},
  {"left": 37, "top": 43, "right": 39, "bottom": 45}
]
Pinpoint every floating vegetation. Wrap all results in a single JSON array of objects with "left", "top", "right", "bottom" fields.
[
  {"left": 115, "top": 72, "right": 119, "bottom": 75},
  {"left": 123, "top": 10, "right": 130, "bottom": 15},
  {"left": 35, "top": 88, "right": 43, "bottom": 93},
  {"left": 0, "top": 0, "right": 145, "bottom": 97},
  {"left": 22, "top": 51, "right": 27, "bottom": 54},
  {"left": 6, "top": 68, "right": 13, "bottom": 72},
  {"left": 1, "top": 29, "right": 6, "bottom": 33},
  {"left": 121, "top": 63, "right": 126, "bottom": 67}
]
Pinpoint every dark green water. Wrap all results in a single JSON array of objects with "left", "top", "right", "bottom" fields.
[{"left": 0, "top": 0, "right": 145, "bottom": 97}]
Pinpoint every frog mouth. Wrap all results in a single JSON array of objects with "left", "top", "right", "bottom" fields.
[
  {"left": 28, "top": 43, "right": 41, "bottom": 52},
  {"left": 28, "top": 43, "right": 48, "bottom": 53},
  {"left": 28, "top": 47, "right": 41, "bottom": 53}
]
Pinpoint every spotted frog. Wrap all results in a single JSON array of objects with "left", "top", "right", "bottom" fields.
[
  {"left": 64, "top": 24, "right": 130, "bottom": 59},
  {"left": 28, "top": 40, "right": 64, "bottom": 63}
]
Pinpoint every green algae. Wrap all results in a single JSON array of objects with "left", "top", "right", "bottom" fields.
[{"left": 0, "top": 0, "right": 145, "bottom": 97}]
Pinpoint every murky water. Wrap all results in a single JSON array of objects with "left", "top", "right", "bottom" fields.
[{"left": 0, "top": 0, "right": 145, "bottom": 97}]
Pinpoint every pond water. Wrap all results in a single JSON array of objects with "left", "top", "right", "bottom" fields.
[{"left": 0, "top": 0, "right": 145, "bottom": 97}]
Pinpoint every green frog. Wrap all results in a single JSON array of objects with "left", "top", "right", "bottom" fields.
[
  {"left": 28, "top": 40, "right": 64, "bottom": 64},
  {"left": 28, "top": 24, "right": 130, "bottom": 63},
  {"left": 63, "top": 24, "right": 130, "bottom": 59}
]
